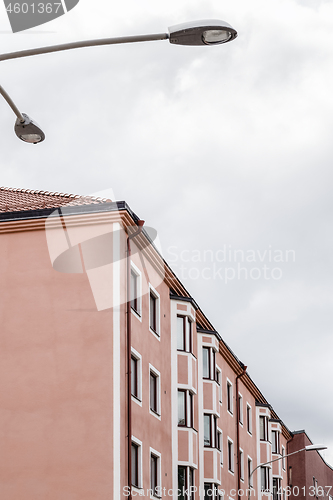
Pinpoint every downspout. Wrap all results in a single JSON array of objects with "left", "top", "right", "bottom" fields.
[
  {"left": 127, "top": 219, "right": 145, "bottom": 500},
  {"left": 236, "top": 365, "right": 247, "bottom": 500}
]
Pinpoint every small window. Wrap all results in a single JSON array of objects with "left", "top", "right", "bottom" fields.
[
  {"left": 259, "top": 416, "right": 268, "bottom": 441},
  {"left": 261, "top": 466, "right": 269, "bottom": 491},
  {"left": 240, "top": 449, "right": 244, "bottom": 481},
  {"left": 131, "top": 349, "right": 141, "bottom": 402},
  {"left": 131, "top": 438, "right": 142, "bottom": 488},
  {"left": 177, "top": 316, "right": 192, "bottom": 352},
  {"left": 238, "top": 394, "right": 243, "bottom": 424},
  {"left": 130, "top": 268, "right": 141, "bottom": 315},
  {"left": 228, "top": 440, "right": 234, "bottom": 473},
  {"left": 204, "top": 414, "right": 218, "bottom": 448},
  {"left": 178, "top": 390, "right": 193, "bottom": 427},
  {"left": 282, "top": 446, "right": 286, "bottom": 470},
  {"left": 216, "top": 368, "right": 222, "bottom": 403},
  {"left": 150, "top": 453, "right": 160, "bottom": 497},
  {"left": 149, "top": 286, "right": 160, "bottom": 336},
  {"left": 227, "top": 381, "right": 233, "bottom": 414},
  {"left": 272, "top": 430, "right": 280, "bottom": 454},
  {"left": 178, "top": 467, "right": 195, "bottom": 500},
  {"left": 204, "top": 484, "right": 218, "bottom": 500},
  {"left": 273, "top": 478, "right": 281, "bottom": 500},
  {"left": 149, "top": 367, "right": 160, "bottom": 416},
  {"left": 203, "top": 347, "right": 210, "bottom": 379},
  {"left": 248, "top": 457, "right": 253, "bottom": 487},
  {"left": 246, "top": 404, "right": 252, "bottom": 434}
]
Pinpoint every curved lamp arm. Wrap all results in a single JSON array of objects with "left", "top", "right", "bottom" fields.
[{"left": 0, "top": 85, "right": 24, "bottom": 121}]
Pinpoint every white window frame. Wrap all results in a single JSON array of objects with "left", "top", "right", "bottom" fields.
[
  {"left": 240, "top": 448, "right": 244, "bottom": 481},
  {"left": 216, "top": 366, "right": 222, "bottom": 403},
  {"left": 131, "top": 347, "right": 142, "bottom": 405},
  {"left": 238, "top": 393, "right": 243, "bottom": 425},
  {"left": 227, "top": 379, "right": 233, "bottom": 415},
  {"left": 248, "top": 456, "right": 253, "bottom": 488},
  {"left": 246, "top": 403, "right": 252, "bottom": 435},
  {"left": 282, "top": 446, "right": 286, "bottom": 470},
  {"left": 131, "top": 262, "right": 142, "bottom": 320},
  {"left": 227, "top": 437, "right": 234, "bottom": 474},
  {"left": 150, "top": 447, "right": 161, "bottom": 499},
  {"left": 149, "top": 364, "right": 161, "bottom": 419},
  {"left": 218, "top": 428, "right": 223, "bottom": 466},
  {"left": 131, "top": 435, "right": 143, "bottom": 490},
  {"left": 149, "top": 284, "right": 160, "bottom": 339}
]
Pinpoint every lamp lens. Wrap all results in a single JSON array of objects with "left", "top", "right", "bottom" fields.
[
  {"left": 20, "top": 133, "right": 42, "bottom": 143},
  {"left": 202, "top": 29, "right": 231, "bottom": 44}
]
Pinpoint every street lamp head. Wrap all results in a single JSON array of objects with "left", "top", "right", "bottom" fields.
[
  {"left": 14, "top": 113, "right": 45, "bottom": 144},
  {"left": 305, "top": 444, "right": 327, "bottom": 452},
  {"left": 168, "top": 19, "right": 237, "bottom": 46}
]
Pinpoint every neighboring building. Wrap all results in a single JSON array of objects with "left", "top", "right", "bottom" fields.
[
  {"left": 0, "top": 187, "right": 330, "bottom": 500},
  {"left": 288, "top": 431, "right": 333, "bottom": 500}
]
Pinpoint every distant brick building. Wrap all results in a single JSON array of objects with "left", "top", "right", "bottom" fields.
[
  {"left": 288, "top": 431, "right": 333, "bottom": 500},
  {"left": 0, "top": 186, "right": 330, "bottom": 500}
]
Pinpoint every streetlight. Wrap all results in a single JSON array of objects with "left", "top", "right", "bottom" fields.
[
  {"left": 248, "top": 444, "right": 327, "bottom": 500},
  {"left": 0, "top": 19, "right": 237, "bottom": 144}
]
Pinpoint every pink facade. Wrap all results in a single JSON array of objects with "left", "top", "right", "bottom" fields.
[{"left": 0, "top": 190, "right": 329, "bottom": 500}]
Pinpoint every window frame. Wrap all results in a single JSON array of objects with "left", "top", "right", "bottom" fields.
[
  {"left": 178, "top": 390, "right": 193, "bottom": 428},
  {"left": 178, "top": 466, "right": 195, "bottom": 500},
  {"left": 282, "top": 446, "right": 286, "bottom": 470},
  {"left": 273, "top": 477, "right": 281, "bottom": 500},
  {"left": 261, "top": 466, "right": 270, "bottom": 491},
  {"left": 239, "top": 448, "right": 244, "bottom": 481},
  {"left": 130, "top": 262, "right": 142, "bottom": 318},
  {"left": 149, "top": 364, "right": 161, "bottom": 417},
  {"left": 259, "top": 415, "right": 269, "bottom": 441},
  {"left": 227, "top": 379, "right": 233, "bottom": 415},
  {"left": 131, "top": 436, "right": 143, "bottom": 489},
  {"left": 177, "top": 315, "right": 192, "bottom": 353},
  {"left": 272, "top": 430, "right": 280, "bottom": 454},
  {"left": 248, "top": 456, "right": 253, "bottom": 488},
  {"left": 228, "top": 438, "right": 234, "bottom": 474},
  {"left": 238, "top": 393, "right": 243, "bottom": 425},
  {"left": 150, "top": 449, "right": 161, "bottom": 498},
  {"left": 149, "top": 285, "right": 160, "bottom": 338},
  {"left": 131, "top": 348, "right": 142, "bottom": 403},
  {"left": 246, "top": 404, "right": 252, "bottom": 435}
]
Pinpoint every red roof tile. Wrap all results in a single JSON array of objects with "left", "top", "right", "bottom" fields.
[{"left": 0, "top": 186, "right": 112, "bottom": 213}]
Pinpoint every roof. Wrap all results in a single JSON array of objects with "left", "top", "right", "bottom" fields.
[{"left": 0, "top": 186, "right": 112, "bottom": 213}]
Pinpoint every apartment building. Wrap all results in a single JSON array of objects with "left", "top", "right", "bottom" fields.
[{"left": 0, "top": 187, "right": 328, "bottom": 500}]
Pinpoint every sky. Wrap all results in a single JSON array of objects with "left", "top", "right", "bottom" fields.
[{"left": 0, "top": 0, "right": 333, "bottom": 467}]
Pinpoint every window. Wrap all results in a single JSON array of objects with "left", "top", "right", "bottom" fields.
[
  {"left": 178, "top": 390, "right": 193, "bottom": 428},
  {"left": 248, "top": 457, "right": 253, "bottom": 487},
  {"left": 204, "top": 484, "right": 218, "bottom": 500},
  {"left": 261, "top": 466, "right": 270, "bottom": 491},
  {"left": 272, "top": 430, "right": 280, "bottom": 454},
  {"left": 150, "top": 452, "right": 160, "bottom": 497},
  {"left": 202, "top": 347, "right": 216, "bottom": 380},
  {"left": 178, "top": 467, "right": 194, "bottom": 500},
  {"left": 149, "top": 367, "right": 160, "bottom": 416},
  {"left": 130, "top": 267, "right": 141, "bottom": 315},
  {"left": 131, "top": 442, "right": 139, "bottom": 487},
  {"left": 131, "top": 356, "right": 138, "bottom": 398},
  {"left": 204, "top": 414, "right": 218, "bottom": 448},
  {"left": 246, "top": 404, "right": 252, "bottom": 434},
  {"left": 228, "top": 439, "right": 234, "bottom": 473},
  {"left": 131, "top": 349, "right": 141, "bottom": 402},
  {"left": 259, "top": 416, "right": 268, "bottom": 441},
  {"left": 240, "top": 449, "right": 244, "bottom": 481},
  {"left": 131, "top": 438, "right": 142, "bottom": 489},
  {"left": 238, "top": 394, "right": 243, "bottom": 424},
  {"left": 273, "top": 478, "right": 281, "bottom": 500},
  {"left": 282, "top": 446, "right": 286, "bottom": 470},
  {"left": 177, "top": 316, "right": 192, "bottom": 352},
  {"left": 149, "top": 286, "right": 160, "bottom": 336},
  {"left": 288, "top": 467, "right": 292, "bottom": 487},
  {"left": 227, "top": 380, "right": 233, "bottom": 414},
  {"left": 218, "top": 430, "right": 223, "bottom": 464},
  {"left": 216, "top": 368, "right": 222, "bottom": 403}
]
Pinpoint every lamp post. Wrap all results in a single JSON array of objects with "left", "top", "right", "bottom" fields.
[
  {"left": 248, "top": 444, "right": 327, "bottom": 500},
  {"left": 0, "top": 19, "right": 237, "bottom": 144}
]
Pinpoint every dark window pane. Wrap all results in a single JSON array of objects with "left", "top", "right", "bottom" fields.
[
  {"left": 150, "top": 293, "right": 156, "bottom": 332},
  {"left": 150, "top": 373, "right": 157, "bottom": 413},
  {"left": 131, "top": 443, "right": 138, "bottom": 487},
  {"left": 227, "top": 382, "right": 233, "bottom": 413},
  {"left": 131, "top": 272, "right": 138, "bottom": 312},
  {"left": 186, "top": 318, "right": 192, "bottom": 353},
  {"left": 131, "top": 356, "right": 138, "bottom": 398},
  {"left": 151, "top": 455, "right": 158, "bottom": 496},
  {"left": 178, "top": 466, "right": 186, "bottom": 500}
]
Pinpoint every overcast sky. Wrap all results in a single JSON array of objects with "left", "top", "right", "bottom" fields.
[{"left": 0, "top": 0, "right": 332, "bottom": 466}]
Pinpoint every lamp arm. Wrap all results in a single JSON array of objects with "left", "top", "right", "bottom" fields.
[
  {"left": 0, "top": 32, "right": 169, "bottom": 63},
  {"left": 0, "top": 85, "right": 24, "bottom": 122},
  {"left": 249, "top": 448, "right": 306, "bottom": 479}
]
